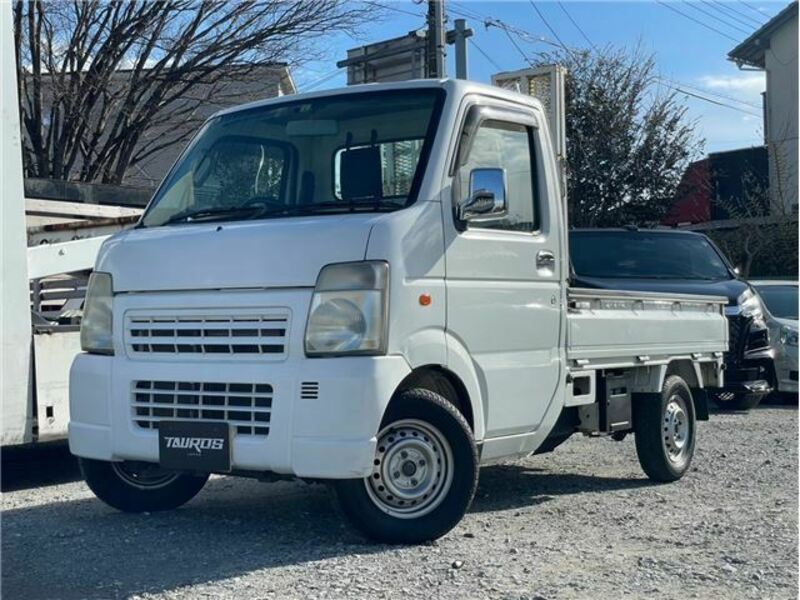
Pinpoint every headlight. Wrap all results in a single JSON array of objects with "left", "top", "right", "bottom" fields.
[
  {"left": 80, "top": 272, "right": 114, "bottom": 355},
  {"left": 734, "top": 288, "right": 763, "bottom": 319},
  {"left": 781, "top": 325, "right": 798, "bottom": 347},
  {"left": 305, "top": 262, "right": 388, "bottom": 356}
]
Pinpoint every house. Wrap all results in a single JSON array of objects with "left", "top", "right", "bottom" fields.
[
  {"left": 663, "top": 146, "right": 769, "bottom": 226},
  {"left": 124, "top": 64, "right": 296, "bottom": 188},
  {"left": 729, "top": 1, "right": 798, "bottom": 213},
  {"left": 27, "top": 63, "right": 296, "bottom": 191}
]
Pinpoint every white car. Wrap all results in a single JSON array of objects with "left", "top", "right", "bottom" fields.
[{"left": 752, "top": 281, "right": 798, "bottom": 396}]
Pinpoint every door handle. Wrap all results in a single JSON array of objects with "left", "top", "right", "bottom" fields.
[{"left": 536, "top": 250, "right": 556, "bottom": 270}]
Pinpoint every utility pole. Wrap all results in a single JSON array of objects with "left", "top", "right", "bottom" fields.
[
  {"left": 452, "top": 18, "right": 470, "bottom": 79},
  {"left": 426, "top": 0, "right": 446, "bottom": 78}
]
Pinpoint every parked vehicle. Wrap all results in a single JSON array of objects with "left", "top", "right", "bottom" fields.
[
  {"left": 69, "top": 80, "right": 728, "bottom": 543},
  {"left": 0, "top": 6, "right": 141, "bottom": 447},
  {"left": 751, "top": 281, "right": 798, "bottom": 397},
  {"left": 569, "top": 228, "right": 772, "bottom": 410}
]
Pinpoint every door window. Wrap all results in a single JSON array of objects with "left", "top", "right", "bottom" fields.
[{"left": 458, "top": 119, "right": 537, "bottom": 232}]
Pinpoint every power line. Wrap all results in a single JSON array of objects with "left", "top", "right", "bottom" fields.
[
  {"left": 682, "top": 0, "right": 751, "bottom": 35},
  {"left": 447, "top": 1, "right": 484, "bottom": 21},
  {"left": 558, "top": 1, "right": 598, "bottom": 52},
  {"left": 707, "top": 0, "right": 764, "bottom": 28},
  {"left": 465, "top": 2, "right": 759, "bottom": 113},
  {"left": 668, "top": 85, "right": 761, "bottom": 117},
  {"left": 469, "top": 38, "right": 504, "bottom": 72},
  {"left": 694, "top": 0, "right": 755, "bottom": 33},
  {"left": 737, "top": 0, "right": 771, "bottom": 21},
  {"left": 657, "top": 76, "right": 761, "bottom": 109},
  {"left": 656, "top": 0, "right": 741, "bottom": 42},
  {"left": 448, "top": 2, "right": 560, "bottom": 49},
  {"left": 501, "top": 25, "right": 536, "bottom": 68},
  {"left": 362, "top": 1, "right": 425, "bottom": 19},
  {"left": 528, "top": 0, "right": 573, "bottom": 56}
]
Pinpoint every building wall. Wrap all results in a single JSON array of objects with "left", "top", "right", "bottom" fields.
[
  {"left": 124, "top": 68, "right": 295, "bottom": 188},
  {"left": 765, "top": 12, "right": 798, "bottom": 212}
]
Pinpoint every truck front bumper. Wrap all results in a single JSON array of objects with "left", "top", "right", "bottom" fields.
[{"left": 69, "top": 353, "right": 411, "bottom": 479}]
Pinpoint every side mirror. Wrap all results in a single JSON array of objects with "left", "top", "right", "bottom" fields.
[{"left": 458, "top": 168, "right": 507, "bottom": 223}]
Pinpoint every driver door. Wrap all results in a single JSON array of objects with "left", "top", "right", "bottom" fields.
[{"left": 444, "top": 103, "right": 563, "bottom": 438}]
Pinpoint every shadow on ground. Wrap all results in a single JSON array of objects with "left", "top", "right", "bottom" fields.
[
  {"left": 470, "top": 464, "right": 654, "bottom": 513},
  {"left": 2, "top": 446, "right": 659, "bottom": 600},
  {"left": 1, "top": 441, "right": 81, "bottom": 492}
]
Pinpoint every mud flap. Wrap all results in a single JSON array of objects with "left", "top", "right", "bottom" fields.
[{"left": 691, "top": 388, "right": 710, "bottom": 421}]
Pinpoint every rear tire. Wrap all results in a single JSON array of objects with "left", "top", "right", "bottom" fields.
[
  {"left": 634, "top": 375, "right": 696, "bottom": 482},
  {"left": 79, "top": 458, "right": 209, "bottom": 513},
  {"left": 335, "top": 388, "right": 478, "bottom": 544}
]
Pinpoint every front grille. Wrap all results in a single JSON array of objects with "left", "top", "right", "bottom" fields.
[
  {"left": 132, "top": 380, "right": 273, "bottom": 436},
  {"left": 727, "top": 315, "right": 746, "bottom": 358},
  {"left": 125, "top": 312, "right": 289, "bottom": 359}
]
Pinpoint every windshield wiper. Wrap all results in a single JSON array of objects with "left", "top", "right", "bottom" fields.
[
  {"left": 157, "top": 199, "right": 400, "bottom": 227},
  {"left": 258, "top": 201, "right": 401, "bottom": 216},
  {"left": 161, "top": 204, "right": 268, "bottom": 226}
]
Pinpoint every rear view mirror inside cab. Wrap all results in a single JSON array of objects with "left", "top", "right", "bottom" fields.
[{"left": 286, "top": 120, "right": 339, "bottom": 136}]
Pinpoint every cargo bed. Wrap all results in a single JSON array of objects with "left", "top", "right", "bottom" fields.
[{"left": 566, "top": 288, "right": 729, "bottom": 369}]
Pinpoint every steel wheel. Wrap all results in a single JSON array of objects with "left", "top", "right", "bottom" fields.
[
  {"left": 663, "top": 394, "right": 690, "bottom": 463},
  {"left": 634, "top": 375, "right": 696, "bottom": 482},
  {"left": 111, "top": 461, "right": 179, "bottom": 490},
  {"left": 365, "top": 419, "right": 454, "bottom": 519}
]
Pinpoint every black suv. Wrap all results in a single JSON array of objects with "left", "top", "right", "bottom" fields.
[{"left": 569, "top": 228, "right": 772, "bottom": 410}]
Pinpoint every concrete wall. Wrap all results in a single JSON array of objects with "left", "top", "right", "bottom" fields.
[{"left": 765, "top": 12, "right": 798, "bottom": 212}]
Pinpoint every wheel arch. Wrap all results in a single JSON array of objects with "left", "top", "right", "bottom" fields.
[
  {"left": 389, "top": 365, "right": 484, "bottom": 440},
  {"left": 666, "top": 359, "right": 703, "bottom": 389}
]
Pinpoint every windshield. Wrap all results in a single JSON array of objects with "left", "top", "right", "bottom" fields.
[
  {"left": 141, "top": 89, "right": 444, "bottom": 227},
  {"left": 570, "top": 231, "right": 732, "bottom": 280},
  {"left": 755, "top": 285, "right": 798, "bottom": 320}
]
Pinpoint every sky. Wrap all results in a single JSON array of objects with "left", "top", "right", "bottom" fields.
[{"left": 293, "top": 0, "right": 787, "bottom": 155}]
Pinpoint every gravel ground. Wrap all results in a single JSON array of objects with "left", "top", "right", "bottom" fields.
[{"left": 2, "top": 405, "right": 797, "bottom": 600}]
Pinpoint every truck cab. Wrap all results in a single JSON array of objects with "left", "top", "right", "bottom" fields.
[{"left": 70, "top": 79, "right": 728, "bottom": 543}]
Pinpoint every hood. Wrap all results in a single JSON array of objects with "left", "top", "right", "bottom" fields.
[
  {"left": 571, "top": 275, "right": 748, "bottom": 304},
  {"left": 98, "top": 214, "right": 381, "bottom": 292}
]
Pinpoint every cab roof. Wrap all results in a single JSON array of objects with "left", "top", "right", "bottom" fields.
[{"left": 214, "top": 78, "right": 546, "bottom": 119}]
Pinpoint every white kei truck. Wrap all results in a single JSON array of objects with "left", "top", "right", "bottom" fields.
[{"left": 69, "top": 79, "right": 729, "bottom": 543}]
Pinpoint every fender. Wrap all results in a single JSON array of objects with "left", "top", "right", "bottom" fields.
[
  {"left": 442, "top": 331, "right": 487, "bottom": 441},
  {"left": 400, "top": 327, "right": 448, "bottom": 371}
]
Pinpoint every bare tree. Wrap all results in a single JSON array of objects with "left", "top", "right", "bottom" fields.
[
  {"left": 14, "top": 1, "right": 370, "bottom": 184},
  {"left": 535, "top": 46, "right": 702, "bottom": 227}
]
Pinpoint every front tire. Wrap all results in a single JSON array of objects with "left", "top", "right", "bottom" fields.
[
  {"left": 79, "top": 458, "right": 209, "bottom": 513},
  {"left": 634, "top": 375, "right": 696, "bottom": 482},
  {"left": 335, "top": 388, "right": 478, "bottom": 544}
]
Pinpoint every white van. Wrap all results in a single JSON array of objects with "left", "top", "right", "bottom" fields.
[{"left": 70, "top": 79, "right": 728, "bottom": 543}]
